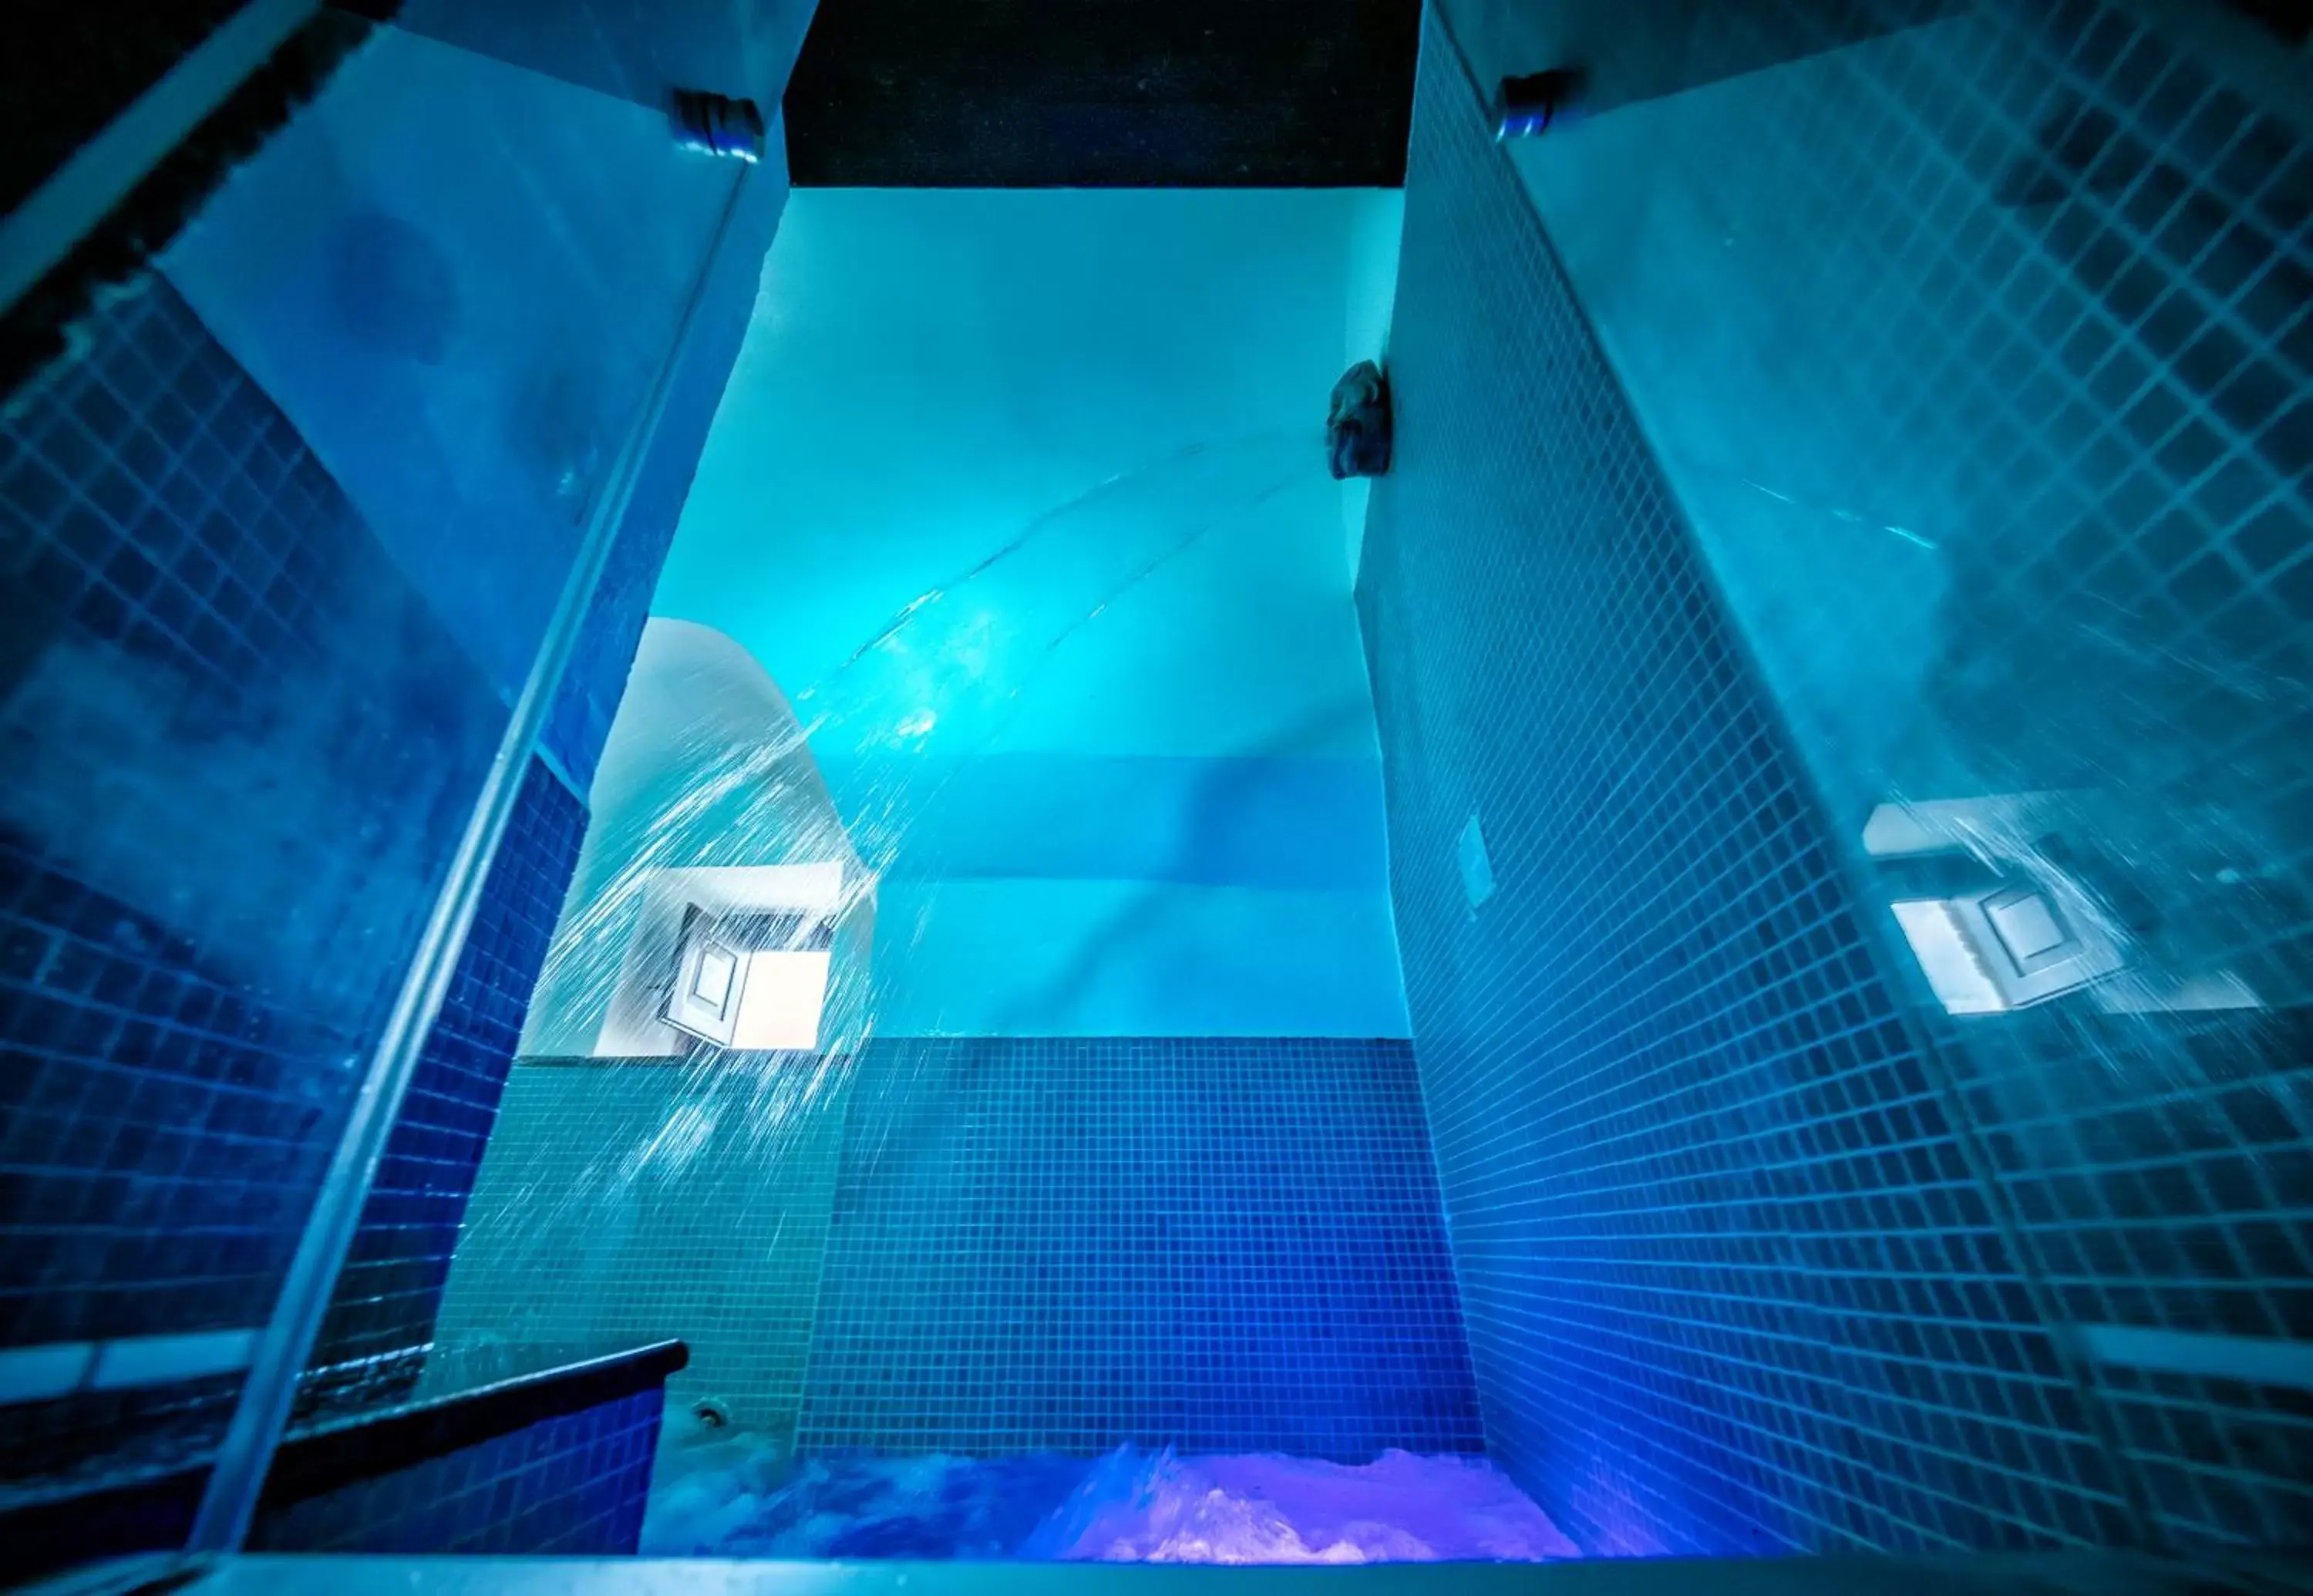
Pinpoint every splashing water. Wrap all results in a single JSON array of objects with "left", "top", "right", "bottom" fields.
[
  {"left": 641, "top": 1426, "right": 1581, "bottom": 1563},
  {"left": 808, "top": 433, "right": 1303, "bottom": 706},
  {"left": 541, "top": 429, "right": 1311, "bottom": 1040},
  {"left": 426, "top": 431, "right": 1321, "bottom": 1389}
]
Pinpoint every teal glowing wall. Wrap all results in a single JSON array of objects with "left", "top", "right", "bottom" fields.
[{"left": 655, "top": 188, "right": 1409, "bottom": 1037}]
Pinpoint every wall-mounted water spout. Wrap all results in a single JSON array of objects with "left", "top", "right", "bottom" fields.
[{"left": 672, "top": 89, "right": 768, "bottom": 162}]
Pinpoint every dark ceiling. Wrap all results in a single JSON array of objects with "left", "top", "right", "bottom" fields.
[{"left": 781, "top": 0, "right": 1426, "bottom": 187}]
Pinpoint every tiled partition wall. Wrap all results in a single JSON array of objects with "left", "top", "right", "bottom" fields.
[
  {"left": 1371, "top": 0, "right": 2312, "bottom": 1562},
  {"left": 0, "top": 278, "right": 507, "bottom": 1487},
  {"left": 1359, "top": 17, "right": 2136, "bottom": 1558},
  {"left": 0, "top": 231, "right": 754, "bottom": 1518},
  {"left": 1602, "top": 0, "right": 2313, "bottom": 1553}
]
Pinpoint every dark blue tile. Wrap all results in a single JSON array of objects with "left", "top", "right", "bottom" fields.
[
  {"left": 1357, "top": 12, "right": 2139, "bottom": 1558},
  {"left": 797, "top": 1037, "right": 1482, "bottom": 1459},
  {"left": 1373, "top": 0, "right": 2313, "bottom": 1557},
  {"left": 249, "top": 1386, "right": 664, "bottom": 1555},
  {"left": 0, "top": 278, "right": 508, "bottom": 1491}
]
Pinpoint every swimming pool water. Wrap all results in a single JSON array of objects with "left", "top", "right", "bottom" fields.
[{"left": 641, "top": 1427, "right": 1577, "bottom": 1562}]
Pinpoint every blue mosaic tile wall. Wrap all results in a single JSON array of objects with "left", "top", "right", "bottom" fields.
[
  {"left": 795, "top": 1036, "right": 1483, "bottom": 1458},
  {"left": 250, "top": 1385, "right": 665, "bottom": 1555},
  {"left": 0, "top": 145, "right": 771, "bottom": 1552},
  {"left": 542, "top": 476, "right": 681, "bottom": 796},
  {"left": 1749, "top": 1, "right": 2313, "bottom": 1550},
  {"left": 1434, "top": 0, "right": 2313, "bottom": 1554},
  {"left": 1951, "top": 1004, "right": 2313, "bottom": 1547},
  {"left": 0, "top": 277, "right": 503, "bottom": 1484},
  {"left": 312, "top": 756, "right": 589, "bottom": 1380},
  {"left": 1357, "top": 18, "right": 2144, "bottom": 1556}
]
